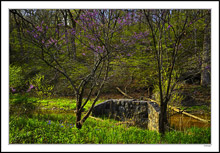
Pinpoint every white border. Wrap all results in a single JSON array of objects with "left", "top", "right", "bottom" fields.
[{"left": 1, "top": 1, "right": 219, "bottom": 152}]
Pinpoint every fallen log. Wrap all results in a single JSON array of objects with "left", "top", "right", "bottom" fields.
[
  {"left": 89, "top": 115, "right": 105, "bottom": 122},
  {"left": 116, "top": 87, "right": 133, "bottom": 99},
  {"left": 115, "top": 87, "right": 210, "bottom": 123},
  {"left": 146, "top": 98, "right": 210, "bottom": 123}
]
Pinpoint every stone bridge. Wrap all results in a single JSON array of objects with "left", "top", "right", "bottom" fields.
[{"left": 91, "top": 99, "right": 161, "bottom": 132}]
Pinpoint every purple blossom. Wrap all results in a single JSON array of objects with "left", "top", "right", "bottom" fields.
[
  {"left": 42, "top": 40, "right": 45, "bottom": 44},
  {"left": 127, "top": 53, "right": 131, "bottom": 56},
  {"left": 205, "top": 66, "right": 210, "bottom": 69},
  {"left": 117, "top": 18, "right": 121, "bottom": 24},
  {"left": 11, "top": 87, "right": 16, "bottom": 93},
  {"left": 144, "top": 31, "right": 149, "bottom": 37},
  {"left": 91, "top": 37, "right": 96, "bottom": 41},
  {"left": 58, "top": 23, "right": 63, "bottom": 26},
  {"left": 121, "top": 39, "right": 125, "bottom": 43},
  {"left": 82, "top": 53, "right": 86, "bottom": 56},
  {"left": 71, "top": 29, "right": 76, "bottom": 35},
  {"left": 51, "top": 38, "right": 55, "bottom": 43},
  {"left": 179, "top": 43, "right": 183, "bottom": 48},
  {"left": 190, "top": 22, "right": 192, "bottom": 24},
  {"left": 167, "top": 25, "right": 172, "bottom": 29},
  {"left": 26, "top": 84, "right": 34, "bottom": 92},
  {"left": 46, "top": 26, "right": 48, "bottom": 30},
  {"left": 26, "top": 88, "right": 31, "bottom": 93},
  {"left": 90, "top": 44, "right": 94, "bottom": 49},
  {"left": 30, "top": 84, "right": 34, "bottom": 89},
  {"left": 36, "top": 26, "right": 43, "bottom": 32}
]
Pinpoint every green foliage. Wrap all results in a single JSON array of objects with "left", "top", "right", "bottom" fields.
[
  {"left": 28, "top": 74, "right": 54, "bottom": 98},
  {"left": 9, "top": 94, "right": 39, "bottom": 115},
  {"left": 9, "top": 65, "right": 24, "bottom": 89},
  {"left": 9, "top": 113, "right": 210, "bottom": 144},
  {"left": 153, "top": 70, "right": 184, "bottom": 105},
  {"left": 34, "top": 97, "right": 104, "bottom": 112},
  {"left": 180, "top": 105, "right": 210, "bottom": 112},
  {"left": 161, "top": 127, "right": 211, "bottom": 144}
]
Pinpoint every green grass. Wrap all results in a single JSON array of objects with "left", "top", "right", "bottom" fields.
[
  {"left": 9, "top": 94, "right": 211, "bottom": 144},
  {"left": 10, "top": 94, "right": 104, "bottom": 112},
  {"left": 9, "top": 113, "right": 211, "bottom": 144},
  {"left": 180, "top": 105, "right": 210, "bottom": 113}
]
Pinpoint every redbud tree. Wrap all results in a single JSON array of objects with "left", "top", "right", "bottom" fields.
[{"left": 10, "top": 9, "right": 148, "bottom": 129}]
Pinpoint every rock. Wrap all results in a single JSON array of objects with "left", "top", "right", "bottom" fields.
[{"left": 91, "top": 99, "right": 160, "bottom": 132}]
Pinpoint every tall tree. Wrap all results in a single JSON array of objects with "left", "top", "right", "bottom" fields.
[
  {"left": 142, "top": 9, "right": 204, "bottom": 134},
  {"left": 10, "top": 9, "right": 141, "bottom": 129},
  {"left": 201, "top": 10, "right": 211, "bottom": 86}
]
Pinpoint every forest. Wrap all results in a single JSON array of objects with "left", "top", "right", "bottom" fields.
[{"left": 9, "top": 9, "right": 211, "bottom": 144}]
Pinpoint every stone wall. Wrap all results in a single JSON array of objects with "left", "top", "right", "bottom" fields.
[
  {"left": 147, "top": 101, "right": 161, "bottom": 132},
  {"left": 92, "top": 99, "right": 161, "bottom": 132}
]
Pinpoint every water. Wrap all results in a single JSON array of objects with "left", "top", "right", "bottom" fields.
[{"left": 169, "top": 113, "right": 211, "bottom": 131}]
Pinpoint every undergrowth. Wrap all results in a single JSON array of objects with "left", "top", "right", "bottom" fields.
[{"left": 9, "top": 114, "right": 211, "bottom": 144}]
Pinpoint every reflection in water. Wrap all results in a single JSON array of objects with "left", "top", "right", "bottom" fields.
[{"left": 169, "top": 113, "right": 211, "bottom": 131}]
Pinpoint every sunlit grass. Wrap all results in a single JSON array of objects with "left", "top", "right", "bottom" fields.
[
  {"left": 9, "top": 113, "right": 210, "bottom": 144},
  {"left": 10, "top": 94, "right": 105, "bottom": 112},
  {"left": 9, "top": 94, "right": 211, "bottom": 144}
]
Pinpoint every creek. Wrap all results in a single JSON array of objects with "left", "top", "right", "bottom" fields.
[{"left": 169, "top": 113, "right": 211, "bottom": 131}]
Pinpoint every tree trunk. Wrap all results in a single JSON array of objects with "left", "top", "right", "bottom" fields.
[
  {"left": 13, "top": 13, "right": 24, "bottom": 62},
  {"left": 71, "top": 21, "right": 77, "bottom": 60},
  {"left": 75, "top": 94, "right": 83, "bottom": 129},
  {"left": 159, "top": 102, "right": 168, "bottom": 135},
  {"left": 76, "top": 110, "right": 82, "bottom": 129},
  {"left": 201, "top": 11, "right": 211, "bottom": 86},
  {"left": 68, "top": 9, "right": 80, "bottom": 60}
]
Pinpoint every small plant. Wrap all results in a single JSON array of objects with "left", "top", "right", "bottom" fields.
[
  {"left": 28, "top": 74, "right": 54, "bottom": 98},
  {"left": 9, "top": 112, "right": 211, "bottom": 144},
  {"left": 9, "top": 65, "right": 24, "bottom": 93},
  {"left": 9, "top": 94, "right": 39, "bottom": 116}
]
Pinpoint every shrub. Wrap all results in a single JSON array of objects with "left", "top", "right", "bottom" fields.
[{"left": 9, "top": 65, "right": 24, "bottom": 93}]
